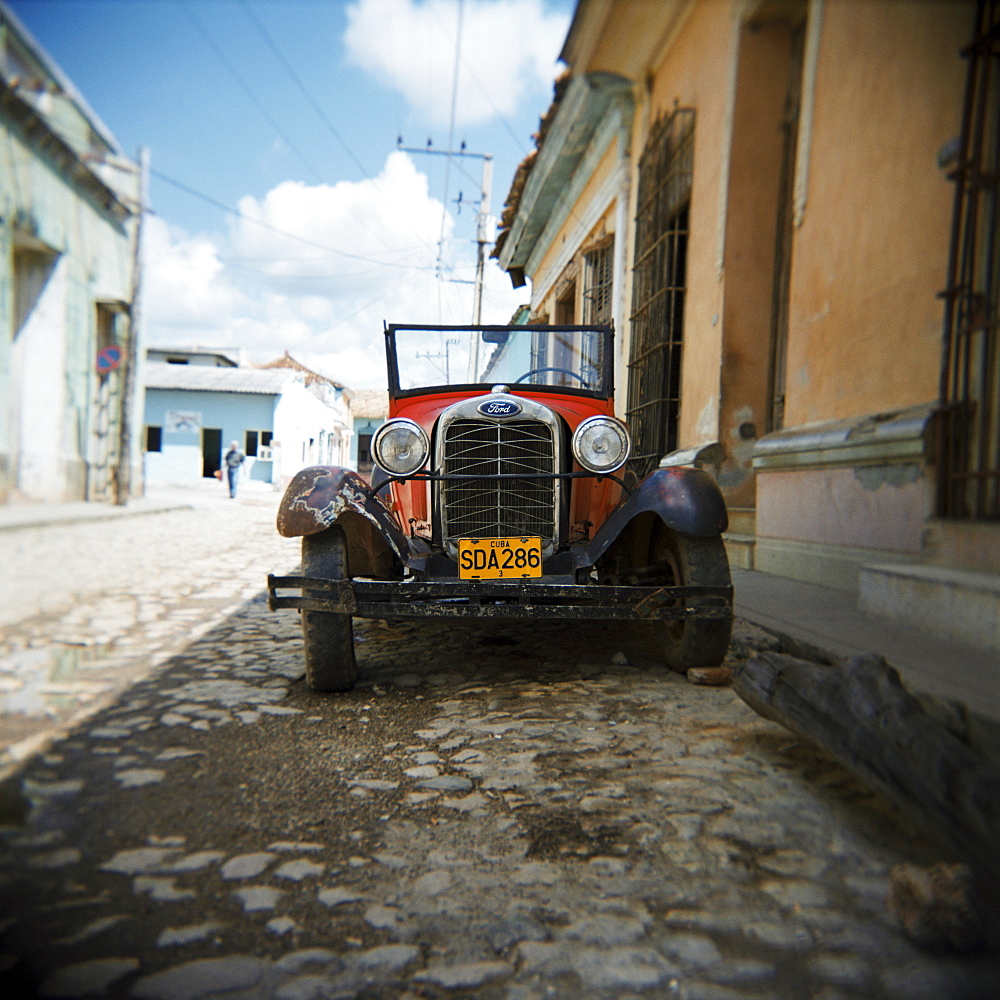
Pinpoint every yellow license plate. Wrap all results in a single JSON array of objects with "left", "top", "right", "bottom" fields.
[{"left": 458, "top": 537, "right": 543, "bottom": 579}]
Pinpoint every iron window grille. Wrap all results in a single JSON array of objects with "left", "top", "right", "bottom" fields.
[
  {"left": 938, "top": 0, "right": 1000, "bottom": 521},
  {"left": 584, "top": 242, "right": 614, "bottom": 324},
  {"left": 626, "top": 107, "right": 695, "bottom": 477},
  {"left": 583, "top": 241, "right": 614, "bottom": 382}
]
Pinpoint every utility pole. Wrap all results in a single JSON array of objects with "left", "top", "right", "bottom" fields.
[
  {"left": 471, "top": 155, "right": 494, "bottom": 327},
  {"left": 397, "top": 140, "right": 493, "bottom": 379},
  {"left": 114, "top": 146, "right": 148, "bottom": 505},
  {"left": 417, "top": 338, "right": 459, "bottom": 383}
]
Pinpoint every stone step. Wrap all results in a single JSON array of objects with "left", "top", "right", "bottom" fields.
[
  {"left": 727, "top": 506, "right": 756, "bottom": 536},
  {"left": 724, "top": 533, "right": 756, "bottom": 571},
  {"left": 724, "top": 508, "right": 756, "bottom": 569},
  {"left": 859, "top": 562, "right": 1000, "bottom": 655}
]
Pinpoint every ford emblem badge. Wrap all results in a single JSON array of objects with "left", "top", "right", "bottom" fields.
[{"left": 478, "top": 399, "right": 521, "bottom": 417}]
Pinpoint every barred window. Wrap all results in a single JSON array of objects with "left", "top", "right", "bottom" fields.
[
  {"left": 582, "top": 240, "right": 614, "bottom": 385},
  {"left": 626, "top": 108, "right": 694, "bottom": 476},
  {"left": 938, "top": 0, "right": 1000, "bottom": 521},
  {"left": 583, "top": 241, "right": 614, "bottom": 324}
]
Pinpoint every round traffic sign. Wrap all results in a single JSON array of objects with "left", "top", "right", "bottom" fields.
[{"left": 96, "top": 345, "right": 123, "bottom": 374}]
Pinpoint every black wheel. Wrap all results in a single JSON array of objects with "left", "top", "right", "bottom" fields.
[
  {"left": 301, "top": 526, "right": 357, "bottom": 692},
  {"left": 651, "top": 526, "right": 733, "bottom": 672}
]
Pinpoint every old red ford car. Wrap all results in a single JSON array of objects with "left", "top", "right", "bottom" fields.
[{"left": 268, "top": 323, "right": 732, "bottom": 691}]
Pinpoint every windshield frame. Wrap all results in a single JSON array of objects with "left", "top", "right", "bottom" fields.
[{"left": 384, "top": 323, "right": 615, "bottom": 401}]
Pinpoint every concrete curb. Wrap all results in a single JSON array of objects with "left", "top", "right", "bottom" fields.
[{"left": 0, "top": 501, "right": 193, "bottom": 533}]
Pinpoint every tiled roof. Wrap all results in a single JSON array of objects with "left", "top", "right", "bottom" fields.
[
  {"left": 260, "top": 352, "right": 345, "bottom": 389},
  {"left": 349, "top": 390, "right": 389, "bottom": 418}
]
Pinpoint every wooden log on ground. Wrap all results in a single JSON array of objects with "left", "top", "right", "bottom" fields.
[{"left": 732, "top": 652, "right": 1000, "bottom": 897}]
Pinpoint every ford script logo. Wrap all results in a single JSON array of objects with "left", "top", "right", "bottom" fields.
[{"left": 478, "top": 399, "right": 521, "bottom": 417}]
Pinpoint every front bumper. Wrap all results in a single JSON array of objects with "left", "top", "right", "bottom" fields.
[{"left": 267, "top": 575, "right": 733, "bottom": 623}]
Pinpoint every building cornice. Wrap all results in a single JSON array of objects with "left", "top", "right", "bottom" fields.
[
  {"left": 497, "top": 71, "right": 633, "bottom": 277},
  {"left": 0, "top": 0, "right": 122, "bottom": 155},
  {"left": 0, "top": 77, "right": 133, "bottom": 223},
  {"left": 529, "top": 147, "right": 629, "bottom": 307},
  {"left": 752, "top": 404, "right": 936, "bottom": 471}
]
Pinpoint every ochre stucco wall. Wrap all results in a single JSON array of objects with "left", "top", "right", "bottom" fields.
[
  {"left": 783, "top": 0, "right": 969, "bottom": 428},
  {"left": 528, "top": 0, "right": 970, "bottom": 537}
]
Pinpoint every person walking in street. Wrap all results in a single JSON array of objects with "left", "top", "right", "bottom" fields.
[{"left": 224, "top": 440, "right": 245, "bottom": 498}]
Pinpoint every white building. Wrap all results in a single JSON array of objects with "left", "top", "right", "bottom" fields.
[{"left": 143, "top": 352, "right": 351, "bottom": 489}]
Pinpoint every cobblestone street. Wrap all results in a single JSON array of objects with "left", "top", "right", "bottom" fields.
[
  {"left": 1, "top": 489, "right": 997, "bottom": 999},
  {"left": 0, "top": 484, "right": 300, "bottom": 765}
]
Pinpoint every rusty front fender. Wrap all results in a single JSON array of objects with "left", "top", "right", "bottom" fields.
[
  {"left": 584, "top": 466, "right": 729, "bottom": 565},
  {"left": 277, "top": 466, "right": 410, "bottom": 575}
]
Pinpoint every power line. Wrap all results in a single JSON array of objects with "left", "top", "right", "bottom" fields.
[
  {"left": 176, "top": 0, "right": 326, "bottom": 184},
  {"left": 150, "top": 167, "right": 436, "bottom": 271},
  {"left": 238, "top": 0, "right": 370, "bottom": 181},
  {"left": 219, "top": 256, "right": 430, "bottom": 280},
  {"left": 423, "top": 0, "right": 533, "bottom": 157},
  {"left": 235, "top": 0, "right": 408, "bottom": 253},
  {"left": 294, "top": 269, "right": 424, "bottom": 350},
  {"left": 236, "top": 1, "right": 449, "bottom": 255},
  {"left": 436, "top": 0, "right": 465, "bottom": 318}
]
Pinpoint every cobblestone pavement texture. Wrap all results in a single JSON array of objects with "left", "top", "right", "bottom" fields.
[
  {"left": 0, "top": 485, "right": 300, "bottom": 764},
  {"left": 1, "top": 488, "right": 998, "bottom": 999}
]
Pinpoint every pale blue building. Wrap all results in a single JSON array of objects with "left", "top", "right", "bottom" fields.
[
  {"left": 346, "top": 390, "right": 388, "bottom": 480},
  {"left": 144, "top": 352, "right": 351, "bottom": 488}
]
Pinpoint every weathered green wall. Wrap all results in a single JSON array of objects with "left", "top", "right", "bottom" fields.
[{"left": 1, "top": 79, "right": 137, "bottom": 501}]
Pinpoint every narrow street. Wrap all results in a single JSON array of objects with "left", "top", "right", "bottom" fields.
[{"left": 1, "top": 489, "right": 997, "bottom": 999}]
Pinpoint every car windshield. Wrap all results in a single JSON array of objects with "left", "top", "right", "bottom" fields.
[{"left": 386, "top": 325, "right": 613, "bottom": 398}]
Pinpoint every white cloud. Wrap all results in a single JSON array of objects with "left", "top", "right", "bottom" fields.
[
  {"left": 227, "top": 152, "right": 443, "bottom": 297},
  {"left": 141, "top": 215, "right": 245, "bottom": 342},
  {"left": 343, "top": 0, "right": 569, "bottom": 127},
  {"left": 142, "top": 152, "right": 528, "bottom": 389}
]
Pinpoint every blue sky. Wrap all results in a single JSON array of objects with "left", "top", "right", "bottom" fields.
[{"left": 9, "top": 0, "right": 573, "bottom": 386}]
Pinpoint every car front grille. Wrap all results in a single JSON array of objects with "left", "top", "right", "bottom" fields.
[{"left": 441, "top": 419, "right": 556, "bottom": 543}]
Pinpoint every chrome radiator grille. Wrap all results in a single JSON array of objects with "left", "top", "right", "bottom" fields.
[{"left": 441, "top": 419, "right": 556, "bottom": 543}]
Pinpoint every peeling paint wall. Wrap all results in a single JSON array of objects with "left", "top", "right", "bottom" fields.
[{"left": 756, "top": 464, "right": 931, "bottom": 553}]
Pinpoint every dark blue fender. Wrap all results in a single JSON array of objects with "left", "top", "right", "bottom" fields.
[
  {"left": 583, "top": 466, "right": 729, "bottom": 565},
  {"left": 277, "top": 466, "right": 409, "bottom": 576}
]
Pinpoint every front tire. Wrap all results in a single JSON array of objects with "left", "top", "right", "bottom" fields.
[
  {"left": 301, "top": 527, "right": 357, "bottom": 692},
  {"left": 651, "top": 527, "right": 733, "bottom": 672}
]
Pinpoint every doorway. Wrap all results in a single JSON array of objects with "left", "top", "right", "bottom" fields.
[
  {"left": 202, "top": 428, "right": 222, "bottom": 478},
  {"left": 717, "top": 6, "right": 805, "bottom": 499},
  {"left": 768, "top": 21, "right": 805, "bottom": 432},
  {"left": 88, "top": 303, "right": 124, "bottom": 501}
]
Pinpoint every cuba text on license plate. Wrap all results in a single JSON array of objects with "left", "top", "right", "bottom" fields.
[{"left": 458, "top": 537, "right": 542, "bottom": 579}]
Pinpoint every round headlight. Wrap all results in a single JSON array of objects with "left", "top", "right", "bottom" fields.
[
  {"left": 372, "top": 419, "right": 429, "bottom": 476},
  {"left": 572, "top": 416, "right": 631, "bottom": 474}
]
